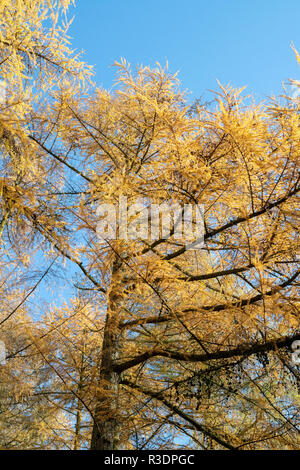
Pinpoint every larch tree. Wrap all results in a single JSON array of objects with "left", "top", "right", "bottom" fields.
[
  {"left": 0, "top": 0, "right": 299, "bottom": 450},
  {"left": 0, "top": 0, "right": 92, "bottom": 449},
  {"left": 33, "top": 62, "right": 299, "bottom": 450}
]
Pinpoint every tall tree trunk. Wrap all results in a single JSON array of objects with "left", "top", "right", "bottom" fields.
[
  {"left": 74, "top": 399, "right": 83, "bottom": 450},
  {"left": 90, "top": 255, "right": 123, "bottom": 450},
  {"left": 74, "top": 336, "right": 86, "bottom": 450}
]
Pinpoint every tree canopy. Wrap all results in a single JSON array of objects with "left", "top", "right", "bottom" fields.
[{"left": 0, "top": 0, "right": 299, "bottom": 450}]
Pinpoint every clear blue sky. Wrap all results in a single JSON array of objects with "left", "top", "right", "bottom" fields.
[{"left": 68, "top": 0, "right": 300, "bottom": 102}]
